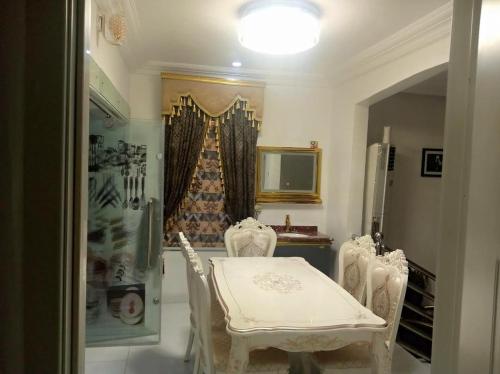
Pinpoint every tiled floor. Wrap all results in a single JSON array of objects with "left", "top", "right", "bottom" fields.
[{"left": 85, "top": 302, "right": 430, "bottom": 374}]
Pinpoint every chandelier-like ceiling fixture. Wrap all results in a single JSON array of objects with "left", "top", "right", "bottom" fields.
[{"left": 238, "top": 0, "right": 321, "bottom": 55}]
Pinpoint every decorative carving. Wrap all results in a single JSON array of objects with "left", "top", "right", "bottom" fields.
[
  {"left": 368, "top": 249, "right": 409, "bottom": 345},
  {"left": 372, "top": 275, "right": 391, "bottom": 319},
  {"left": 235, "top": 217, "right": 266, "bottom": 230},
  {"left": 225, "top": 217, "right": 277, "bottom": 257},
  {"left": 381, "top": 249, "right": 409, "bottom": 274},
  {"left": 354, "top": 234, "right": 376, "bottom": 250},
  {"left": 279, "top": 335, "right": 347, "bottom": 352},
  {"left": 343, "top": 256, "right": 361, "bottom": 296},
  {"left": 339, "top": 239, "right": 375, "bottom": 302},
  {"left": 237, "top": 239, "right": 266, "bottom": 257},
  {"left": 253, "top": 272, "right": 302, "bottom": 293}
]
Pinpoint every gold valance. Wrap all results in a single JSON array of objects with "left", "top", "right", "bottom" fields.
[{"left": 161, "top": 72, "right": 265, "bottom": 121}]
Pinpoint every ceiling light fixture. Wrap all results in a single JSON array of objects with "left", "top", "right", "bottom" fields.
[
  {"left": 238, "top": 0, "right": 321, "bottom": 55},
  {"left": 232, "top": 61, "right": 243, "bottom": 67}
]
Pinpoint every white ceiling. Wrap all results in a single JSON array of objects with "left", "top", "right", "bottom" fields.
[
  {"left": 404, "top": 70, "right": 448, "bottom": 96},
  {"left": 121, "top": 0, "right": 450, "bottom": 76}
]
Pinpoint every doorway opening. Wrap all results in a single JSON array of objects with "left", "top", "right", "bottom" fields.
[
  {"left": 362, "top": 68, "right": 448, "bottom": 363},
  {"left": 81, "top": 0, "right": 452, "bottom": 373}
]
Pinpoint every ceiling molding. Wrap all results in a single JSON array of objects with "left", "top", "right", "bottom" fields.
[
  {"left": 136, "top": 60, "right": 330, "bottom": 87},
  {"left": 331, "top": 1, "right": 453, "bottom": 85},
  {"left": 131, "top": 1, "right": 452, "bottom": 89},
  {"left": 161, "top": 72, "right": 266, "bottom": 87}
]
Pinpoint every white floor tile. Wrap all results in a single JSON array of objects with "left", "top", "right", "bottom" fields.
[
  {"left": 85, "top": 299, "right": 431, "bottom": 374},
  {"left": 85, "top": 346, "right": 130, "bottom": 362},
  {"left": 125, "top": 357, "right": 193, "bottom": 374},
  {"left": 85, "top": 360, "right": 127, "bottom": 374}
]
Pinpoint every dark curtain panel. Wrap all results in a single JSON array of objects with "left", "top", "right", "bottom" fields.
[
  {"left": 166, "top": 124, "right": 231, "bottom": 247},
  {"left": 164, "top": 102, "right": 207, "bottom": 222},
  {"left": 219, "top": 106, "right": 258, "bottom": 223}
]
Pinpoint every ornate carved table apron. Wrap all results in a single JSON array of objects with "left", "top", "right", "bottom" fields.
[{"left": 209, "top": 257, "right": 388, "bottom": 374}]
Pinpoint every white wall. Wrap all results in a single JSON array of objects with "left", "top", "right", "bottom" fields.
[
  {"left": 257, "top": 84, "right": 332, "bottom": 233},
  {"left": 89, "top": 0, "right": 130, "bottom": 100},
  {"left": 326, "top": 36, "right": 451, "bottom": 248},
  {"left": 129, "top": 73, "right": 334, "bottom": 233},
  {"left": 129, "top": 73, "right": 162, "bottom": 121},
  {"left": 367, "top": 93, "right": 446, "bottom": 272}
]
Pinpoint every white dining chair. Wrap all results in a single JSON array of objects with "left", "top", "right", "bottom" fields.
[
  {"left": 190, "top": 256, "right": 290, "bottom": 374},
  {"left": 179, "top": 232, "right": 199, "bottom": 362},
  {"left": 310, "top": 249, "right": 409, "bottom": 374},
  {"left": 224, "top": 217, "right": 277, "bottom": 257},
  {"left": 338, "top": 235, "right": 376, "bottom": 304}
]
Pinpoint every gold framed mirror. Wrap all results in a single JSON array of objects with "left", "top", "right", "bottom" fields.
[{"left": 256, "top": 146, "right": 322, "bottom": 204}]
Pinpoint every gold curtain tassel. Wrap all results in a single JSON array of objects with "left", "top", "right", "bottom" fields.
[
  {"left": 257, "top": 121, "right": 262, "bottom": 131},
  {"left": 236, "top": 100, "right": 240, "bottom": 109},
  {"left": 168, "top": 116, "right": 172, "bottom": 125}
]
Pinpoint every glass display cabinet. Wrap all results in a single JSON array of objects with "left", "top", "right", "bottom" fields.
[{"left": 85, "top": 60, "right": 164, "bottom": 347}]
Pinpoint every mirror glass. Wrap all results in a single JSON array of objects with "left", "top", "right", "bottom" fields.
[
  {"left": 261, "top": 152, "right": 317, "bottom": 192},
  {"left": 257, "top": 147, "right": 321, "bottom": 203}
]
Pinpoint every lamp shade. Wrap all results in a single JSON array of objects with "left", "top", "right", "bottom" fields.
[{"left": 238, "top": 0, "right": 321, "bottom": 55}]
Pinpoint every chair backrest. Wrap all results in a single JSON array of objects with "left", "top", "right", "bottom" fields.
[
  {"left": 224, "top": 217, "right": 277, "bottom": 257},
  {"left": 191, "top": 259, "right": 216, "bottom": 374},
  {"left": 366, "top": 249, "right": 408, "bottom": 356},
  {"left": 338, "top": 235, "right": 376, "bottom": 303},
  {"left": 179, "top": 232, "right": 202, "bottom": 322}
]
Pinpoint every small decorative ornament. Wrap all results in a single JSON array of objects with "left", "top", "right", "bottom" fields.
[
  {"left": 107, "top": 14, "right": 127, "bottom": 45},
  {"left": 310, "top": 140, "right": 318, "bottom": 149}
]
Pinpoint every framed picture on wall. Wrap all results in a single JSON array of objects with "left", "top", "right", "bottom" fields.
[{"left": 421, "top": 148, "right": 443, "bottom": 177}]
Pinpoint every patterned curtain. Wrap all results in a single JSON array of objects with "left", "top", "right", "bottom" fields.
[
  {"left": 163, "top": 95, "right": 262, "bottom": 247},
  {"left": 166, "top": 123, "right": 231, "bottom": 247},
  {"left": 219, "top": 100, "right": 259, "bottom": 223},
  {"left": 163, "top": 97, "right": 208, "bottom": 223}
]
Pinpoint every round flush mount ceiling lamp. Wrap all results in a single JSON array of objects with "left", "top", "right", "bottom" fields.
[{"left": 238, "top": 0, "right": 321, "bottom": 55}]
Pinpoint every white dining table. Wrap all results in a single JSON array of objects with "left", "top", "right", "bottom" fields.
[{"left": 209, "top": 257, "right": 389, "bottom": 374}]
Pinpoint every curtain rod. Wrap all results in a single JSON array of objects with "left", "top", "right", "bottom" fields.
[{"left": 161, "top": 72, "right": 266, "bottom": 88}]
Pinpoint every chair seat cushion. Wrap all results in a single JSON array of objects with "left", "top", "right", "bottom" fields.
[
  {"left": 312, "top": 342, "right": 372, "bottom": 369},
  {"left": 212, "top": 331, "right": 289, "bottom": 373}
]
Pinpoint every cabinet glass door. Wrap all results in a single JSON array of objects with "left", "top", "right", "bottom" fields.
[{"left": 86, "top": 100, "right": 164, "bottom": 346}]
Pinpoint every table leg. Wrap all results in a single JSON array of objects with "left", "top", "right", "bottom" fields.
[
  {"left": 226, "top": 336, "right": 249, "bottom": 374},
  {"left": 371, "top": 333, "right": 390, "bottom": 374}
]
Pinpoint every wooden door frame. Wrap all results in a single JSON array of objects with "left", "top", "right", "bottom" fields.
[{"left": 0, "top": 0, "right": 87, "bottom": 373}]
